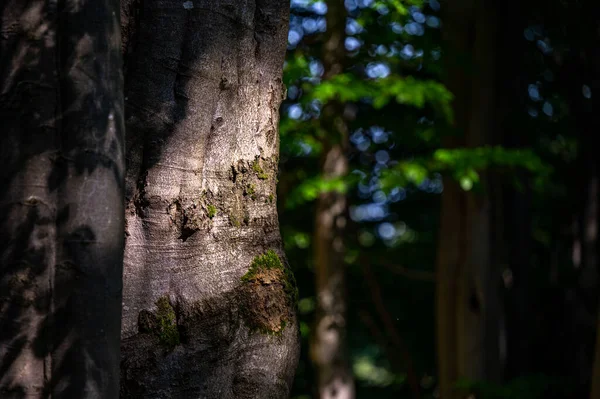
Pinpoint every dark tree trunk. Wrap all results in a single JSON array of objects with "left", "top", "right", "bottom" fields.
[
  {"left": 309, "top": 0, "right": 355, "bottom": 398},
  {"left": 493, "top": 0, "right": 532, "bottom": 380},
  {"left": 118, "top": 1, "right": 299, "bottom": 397},
  {"left": 436, "top": 1, "right": 500, "bottom": 397},
  {"left": 550, "top": 8, "right": 600, "bottom": 392},
  {"left": 0, "top": 0, "right": 125, "bottom": 397}
]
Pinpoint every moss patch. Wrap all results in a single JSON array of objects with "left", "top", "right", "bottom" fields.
[
  {"left": 245, "top": 184, "right": 256, "bottom": 200},
  {"left": 138, "top": 296, "right": 180, "bottom": 348},
  {"left": 239, "top": 250, "right": 297, "bottom": 335},
  {"left": 229, "top": 214, "right": 241, "bottom": 227},
  {"left": 207, "top": 204, "right": 217, "bottom": 218},
  {"left": 251, "top": 159, "right": 268, "bottom": 180}
]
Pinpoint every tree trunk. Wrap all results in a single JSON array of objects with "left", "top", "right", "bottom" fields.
[
  {"left": 436, "top": 1, "right": 499, "bottom": 397},
  {"left": 118, "top": 1, "right": 299, "bottom": 397},
  {"left": 0, "top": 0, "right": 125, "bottom": 397},
  {"left": 308, "top": 1, "right": 355, "bottom": 398}
]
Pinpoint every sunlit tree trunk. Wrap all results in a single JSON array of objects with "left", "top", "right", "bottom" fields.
[
  {"left": 118, "top": 0, "right": 299, "bottom": 397},
  {"left": 436, "top": 1, "right": 500, "bottom": 397},
  {"left": 0, "top": 0, "right": 125, "bottom": 397},
  {"left": 309, "top": 0, "right": 355, "bottom": 398}
]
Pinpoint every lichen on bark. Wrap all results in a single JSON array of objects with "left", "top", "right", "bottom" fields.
[{"left": 239, "top": 250, "right": 298, "bottom": 335}]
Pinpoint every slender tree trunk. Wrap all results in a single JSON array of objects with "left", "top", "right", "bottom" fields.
[
  {"left": 309, "top": 0, "right": 355, "bottom": 398},
  {"left": 0, "top": 0, "right": 125, "bottom": 397},
  {"left": 118, "top": 1, "right": 299, "bottom": 397},
  {"left": 436, "top": 1, "right": 499, "bottom": 397}
]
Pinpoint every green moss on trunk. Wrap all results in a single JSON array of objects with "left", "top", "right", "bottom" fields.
[
  {"left": 138, "top": 296, "right": 180, "bottom": 348},
  {"left": 239, "top": 250, "right": 298, "bottom": 335},
  {"left": 207, "top": 204, "right": 217, "bottom": 218},
  {"left": 251, "top": 159, "right": 269, "bottom": 180}
]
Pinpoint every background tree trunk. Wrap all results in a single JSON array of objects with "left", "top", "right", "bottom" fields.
[
  {"left": 436, "top": 1, "right": 500, "bottom": 397},
  {"left": 118, "top": 1, "right": 299, "bottom": 397},
  {"left": 309, "top": 0, "right": 355, "bottom": 398},
  {"left": 0, "top": 0, "right": 125, "bottom": 397}
]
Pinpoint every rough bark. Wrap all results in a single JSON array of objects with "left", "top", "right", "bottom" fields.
[
  {"left": 308, "top": 0, "right": 355, "bottom": 398},
  {"left": 436, "top": 1, "right": 499, "bottom": 397},
  {"left": 118, "top": 1, "right": 299, "bottom": 397},
  {"left": 0, "top": 0, "right": 125, "bottom": 397}
]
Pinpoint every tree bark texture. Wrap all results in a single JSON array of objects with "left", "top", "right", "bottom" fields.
[
  {"left": 0, "top": 0, "right": 125, "bottom": 397},
  {"left": 118, "top": 1, "right": 299, "bottom": 397},
  {"left": 308, "top": 0, "right": 355, "bottom": 398},
  {"left": 436, "top": 1, "right": 500, "bottom": 398}
]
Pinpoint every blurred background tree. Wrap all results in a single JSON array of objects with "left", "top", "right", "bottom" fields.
[{"left": 277, "top": 0, "right": 600, "bottom": 398}]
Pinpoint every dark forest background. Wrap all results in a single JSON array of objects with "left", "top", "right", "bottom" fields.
[{"left": 277, "top": 0, "right": 600, "bottom": 398}]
